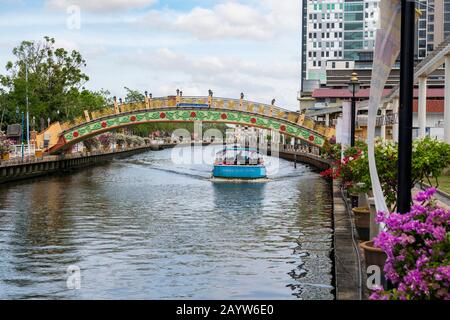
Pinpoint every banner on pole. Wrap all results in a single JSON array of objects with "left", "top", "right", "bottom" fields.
[{"left": 367, "top": 0, "right": 402, "bottom": 213}]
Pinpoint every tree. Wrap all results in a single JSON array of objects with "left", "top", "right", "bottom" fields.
[
  {"left": 65, "top": 88, "right": 112, "bottom": 120},
  {"left": 124, "top": 87, "right": 144, "bottom": 103},
  {"left": 0, "top": 36, "right": 107, "bottom": 125}
]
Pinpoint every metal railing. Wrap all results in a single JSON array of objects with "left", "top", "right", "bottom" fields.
[
  {"left": 280, "top": 144, "right": 322, "bottom": 157},
  {"left": 10, "top": 144, "right": 36, "bottom": 158}
]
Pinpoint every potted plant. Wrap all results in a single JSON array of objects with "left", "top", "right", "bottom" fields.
[
  {"left": 352, "top": 206, "right": 370, "bottom": 241},
  {"left": 0, "top": 134, "right": 14, "bottom": 161},
  {"left": 98, "top": 133, "right": 113, "bottom": 151},
  {"left": 82, "top": 137, "right": 100, "bottom": 153},
  {"left": 368, "top": 188, "right": 449, "bottom": 300},
  {"left": 114, "top": 133, "right": 127, "bottom": 149},
  {"left": 360, "top": 240, "right": 388, "bottom": 288},
  {"left": 135, "top": 136, "right": 145, "bottom": 146},
  {"left": 125, "top": 135, "right": 134, "bottom": 147}
]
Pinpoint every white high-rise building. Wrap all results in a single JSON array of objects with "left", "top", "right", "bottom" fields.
[{"left": 301, "top": 0, "right": 380, "bottom": 89}]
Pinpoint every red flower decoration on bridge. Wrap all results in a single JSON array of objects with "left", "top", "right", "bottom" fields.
[
  {"left": 280, "top": 125, "right": 286, "bottom": 131},
  {"left": 101, "top": 121, "right": 107, "bottom": 128},
  {"left": 308, "top": 135, "right": 315, "bottom": 142},
  {"left": 130, "top": 115, "right": 137, "bottom": 122},
  {"left": 73, "top": 131, "right": 79, "bottom": 138},
  {"left": 159, "top": 112, "right": 166, "bottom": 119},
  {"left": 250, "top": 117, "right": 257, "bottom": 124},
  {"left": 221, "top": 113, "right": 227, "bottom": 120},
  {"left": 190, "top": 111, "right": 197, "bottom": 118}
]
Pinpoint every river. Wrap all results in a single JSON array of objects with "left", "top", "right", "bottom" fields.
[{"left": 0, "top": 145, "right": 334, "bottom": 299}]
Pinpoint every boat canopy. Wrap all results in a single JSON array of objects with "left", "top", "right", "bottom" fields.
[{"left": 214, "top": 147, "right": 264, "bottom": 165}]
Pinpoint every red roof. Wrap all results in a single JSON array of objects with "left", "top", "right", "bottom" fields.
[
  {"left": 412, "top": 99, "right": 444, "bottom": 113},
  {"left": 312, "top": 88, "right": 445, "bottom": 99}
]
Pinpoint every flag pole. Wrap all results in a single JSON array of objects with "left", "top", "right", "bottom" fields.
[{"left": 397, "top": 0, "right": 416, "bottom": 213}]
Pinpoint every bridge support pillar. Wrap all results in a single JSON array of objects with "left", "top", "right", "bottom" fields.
[{"left": 325, "top": 113, "right": 330, "bottom": 127}]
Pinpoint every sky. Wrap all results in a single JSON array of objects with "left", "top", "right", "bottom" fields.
[{"left": 0, "top": 0, "right": 301, "bottom": 110}]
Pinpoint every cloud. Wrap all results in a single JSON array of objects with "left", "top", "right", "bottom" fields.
[
  {"left": 120, "top": 48, "right": 298, "bottom": 80},
  {"left": 139, "top": 1, "right": 296, "bottom": 41},
  {"left": 45, "top": 0, "right": 157, "bottom": 13},
  {"left": 116, "top": 47, "right": 300, "bottom": 108},
  {"left": 0, "top": 1, "right": 302, "bottom": 108},
  {"left": 54, "top": 38, "right": 79, "bottom": 51}
]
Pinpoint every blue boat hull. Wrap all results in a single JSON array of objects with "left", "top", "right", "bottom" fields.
[{"left": 212, "top": 165, "right": 267, "bottom": 179}]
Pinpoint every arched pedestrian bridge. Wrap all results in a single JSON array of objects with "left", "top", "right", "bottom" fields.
[{"left": 46, "top": 95, "right": 335, "bottom": 154}]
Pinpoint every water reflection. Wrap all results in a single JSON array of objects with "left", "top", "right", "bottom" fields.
[{"left": 212, "top": 182, "right": 266, "bottom": 216}]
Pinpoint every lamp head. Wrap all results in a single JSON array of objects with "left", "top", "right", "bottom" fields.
[
  {"left": 348, "top": 72, "right": 360, "bottom": 93},
  {"left": 350, "top": 72, "right": 359, "bottom": 83}
]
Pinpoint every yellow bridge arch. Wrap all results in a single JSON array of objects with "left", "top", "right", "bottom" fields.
[{"left": 47, "top": 95, "right": 335, "bottom": 154}]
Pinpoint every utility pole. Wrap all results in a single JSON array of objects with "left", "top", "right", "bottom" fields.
[
  {"left": 397, "top": 0, "right": 416, "bottom": 213},
  {"left": 25, "top": 61, "right": 30, "bottom": 158}
]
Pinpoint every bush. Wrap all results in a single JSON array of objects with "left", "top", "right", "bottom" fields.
[
  {"left": 0, "top": 131, "right": 15, "bottom": 155},
  {"left": 98, "top": 133, "right": 114, "bottom": 147},
  {"left": 412, "top": 138, "right": 450, "bottom": 187},
  {"left": 114, "top": 133, "right": 127, "bottom": 146},
  {"left": 321, "top": 138, "right": 450, "bottom": 209},
  {"left": 371, "top": 188, "right": 450, "bottom": 300},
  {"left": 82, "top": 137, "right": 100, "bottom": 151},
  {"left": 321, "top": 139, "right": 341, "bottom": 160}
]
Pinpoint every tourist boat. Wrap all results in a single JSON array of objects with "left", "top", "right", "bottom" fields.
[{"left": 212, "top": 146, "right": 267, "bottom": 179}]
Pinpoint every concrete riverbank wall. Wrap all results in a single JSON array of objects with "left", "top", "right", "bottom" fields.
[
  {"left": 0, "top": 142, "right": 224, "bottom": 184},
  {"left": 0, "top": 146, "right": 157, "bottom": 184}
]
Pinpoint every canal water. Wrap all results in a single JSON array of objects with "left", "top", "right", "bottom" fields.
[{"left": 0, "top": 145, "right": 334, "bottom": 299}]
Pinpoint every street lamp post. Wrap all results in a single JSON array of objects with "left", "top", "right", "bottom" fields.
[
  {"left": 348, "top": 72, "right": 360, "bottom": 147},
  {"left": 21, "top": 111, "right": 24, "bottom": 160},
  {"left": 397, "top": 0, "right": 416, "bottom": 214},
  {"left": 16, "top": 106, "right": 24, "bottom": 160}
]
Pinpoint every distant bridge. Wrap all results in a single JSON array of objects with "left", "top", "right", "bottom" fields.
[{"left": 44, "top": 95, "right": 335, "bottom": 154}]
